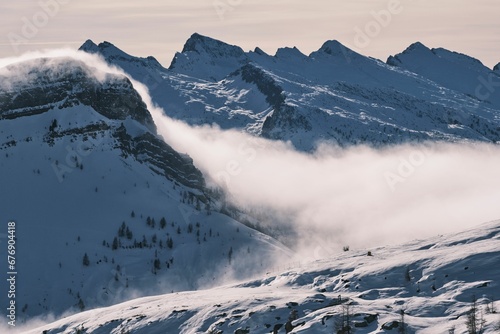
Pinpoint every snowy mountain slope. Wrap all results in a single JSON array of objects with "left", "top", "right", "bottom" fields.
[
  {"left": 0, "top": 55, "right": 290, "bottom": 320},
  {"left": 26, "top": 220, "right": 500, "bottom": 334},
  {"left": 387, "top": 42, "right": 500, "bottom": 109},
  {"left": 169, "top": 32, "right": 248, "bottom": 82},
  {"left": 80, "top": 34, "right": 500, "bottom": 151},
  {"left": 80, "top": 40, "right": 271, "bottom": 133}
]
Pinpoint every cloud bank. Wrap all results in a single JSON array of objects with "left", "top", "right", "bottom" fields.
[{"left": 150, "top": 112, "right": 500, "bottom": 259}]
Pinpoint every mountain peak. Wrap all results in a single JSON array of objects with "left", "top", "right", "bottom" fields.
[
  {"left": 494, "top": 62, "right": 500, "bottom": 72},
  {"left": 181, "top": 33, "right": 245, "bottom": 58},
  {"left": 79, "top": 40, "right": 131, "bottom": 58},
  {"left": 311, "top": 39, "right": 363, "bottom": 61},
  {"left": 317, "top": 40, "right": 348, "bottom": 55},
  {"left": 253, "top": 47, "right": 269, "bottom": 56},
  {"left": 275, "top": 46, "right": 306, "bottom": 59},
  {"left": 387, "top": 41, "right": 433, "bottom": 66},
  {"left": 169, "top": 33, "right": 248, "bottom": 81},
  {"left": 79, "top": 40, "right": 162, "bottom": 69},
  {"left": 404, "top": 41, "right": 432, "bottom": 55},
  {"left": 79, "top": 39, "right": 99, "bottom": 53}
]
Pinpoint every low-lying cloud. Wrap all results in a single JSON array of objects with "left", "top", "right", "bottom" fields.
[{"left": 149, "top": 110, "right": 500, "bottom": 258}]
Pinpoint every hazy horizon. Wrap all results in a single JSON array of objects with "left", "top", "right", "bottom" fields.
[{"left": 0, "top": 0, "right": 498, "bottom": 68}]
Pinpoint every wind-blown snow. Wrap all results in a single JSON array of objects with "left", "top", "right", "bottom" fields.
[{"left": 21, "top": 220, "right": 500, "bottom": 334}]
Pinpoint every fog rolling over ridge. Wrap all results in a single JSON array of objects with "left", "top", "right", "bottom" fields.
[
  {"left": 2, "top": 48, "right": 499, "bottom": 258},
  {"left": 152, "top": 113, "right": 500, "bottom": 255},
  {"left": 116, "top": 46, "right": 500, "bottom": 254},
  {"left": 1, "top": 47, "right": 500, "bottom": 333}
]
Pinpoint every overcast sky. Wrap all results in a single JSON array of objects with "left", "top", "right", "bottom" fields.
[{"left": 0, "top": 0, "right": 498, "bottom": 68}]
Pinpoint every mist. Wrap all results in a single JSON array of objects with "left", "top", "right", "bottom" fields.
[
  {"left": 2, "top": 49, "right": 499, "bottom": 261},
  {"left": 147, "top": 110, "right": 500, "bottom": 259}
]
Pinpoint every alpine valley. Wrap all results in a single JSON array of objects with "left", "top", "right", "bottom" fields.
[{"left": 0, "top": 34, "right": 499, "bottom": 333}]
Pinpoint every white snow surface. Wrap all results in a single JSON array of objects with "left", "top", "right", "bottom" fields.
[
  {"left": 80, "top": 35, "right": 500, "bottom": 151},
  {"left": 0, "top": 53, "right": 290, "bottom": 320},
  {"left": 24, "top": 220, "right": 500, "bottom": 333}
]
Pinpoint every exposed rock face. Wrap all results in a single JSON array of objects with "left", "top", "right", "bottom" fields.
[{"left": 0, "top": 57, "right": 205, "bottom": 190}]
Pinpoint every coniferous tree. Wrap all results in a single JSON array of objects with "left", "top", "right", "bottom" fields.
[
  {"left": 228, "top": 247, "right": 233, "bottom": 265},
  {"left": 126, "top": 227, "right": 133, "bottom": 240},
  {"left": 82, "top": 253, "right": 90, "bottom": 266},
  {"left": 78, "top": 298, "right": 85, "bottom": 311},
  {"left": 167, "top": 237, "right": 173, "bottom": 249},
  {"left": 112, "top": 237, "right": 119, "bottom": 250}
]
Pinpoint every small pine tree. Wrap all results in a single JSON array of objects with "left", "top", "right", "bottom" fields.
[
  {"left": 112, "top": 237, "right": 119, "bottom": 250},
  {"left": 228, "top": 247, "right": 233, "bottom": 265},
  {"left": 126, "top": 227, "right": 133, "bottom": 240},
  {"left": 82, "top": 253, "right": 90, "bottom": 266},
  {"left": 334, "top": 302, "right": 353, "bottom": 334},
  {"left": 466, "top": 295, "right": 486, "bottom": 334},
  {"left": 78, "top": 298, "right": 85, "bottom": 311},
  {"left": 399, "top": 308, "right": 407, "bottom": 334},
  {"left": 131, "top": 210, "right": 135, "bottom": 218},
  {"left": 49, "top": 119, "right": 58, "bottom": 132},
  {"left": 160, "top": 217, "right": 167, "bottom": 229},
  {"left": 118, "top": 222, "right": 126, "bottom": 237}
]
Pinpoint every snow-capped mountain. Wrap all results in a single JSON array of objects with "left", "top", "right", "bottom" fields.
[
  {"left": 80, "top": 34, "right": 500, "bottom": 151},
  {"left": 0, "top": 55, "right": 289, "bottom": 319},
  {"left": 2, "top": 35, "right": 499, "bottom": 330},
  {"left": 27, "top": 220, "right": 500, "bottom": 334}
]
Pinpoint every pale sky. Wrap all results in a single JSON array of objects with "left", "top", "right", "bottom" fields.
[{"left": 0, "top": 0, "right": 498, "bottom": 68}]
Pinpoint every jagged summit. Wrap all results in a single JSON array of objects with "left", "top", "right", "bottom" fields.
[
  {"left": 309, "top": 40, "right": 366, "bottom": 64},
  {"left": 404, "top": 41, "right": 432, "bottom": 53},
  {"left": 79, "top": 40, "right": 162, "bottom": 68},
  {"left": 168, "top": 33, "right": 248, "bottom": 81},
  {"left": 0, "top": 57, "right": 155, "bottom": 131},
  {"left": 275, "top": 46, "right": 307, "bottom": 59},
  {"left": 181, "top": 32, "right": 245, "bottom": 58},
  {"left": 253, "top": 46, "right": 269, "bottom": 56},
  {"left": 77, "top": 34, "right": 500, "bottom": 149},
  {"left": 387, "top": 41, "right": 433, "bottom": 66},
  {"left": 315, "top": 40, "right": 350, "bottom": 56},
  {"left": 79, "top": 39, "right": 99, "bottom": 52}
]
